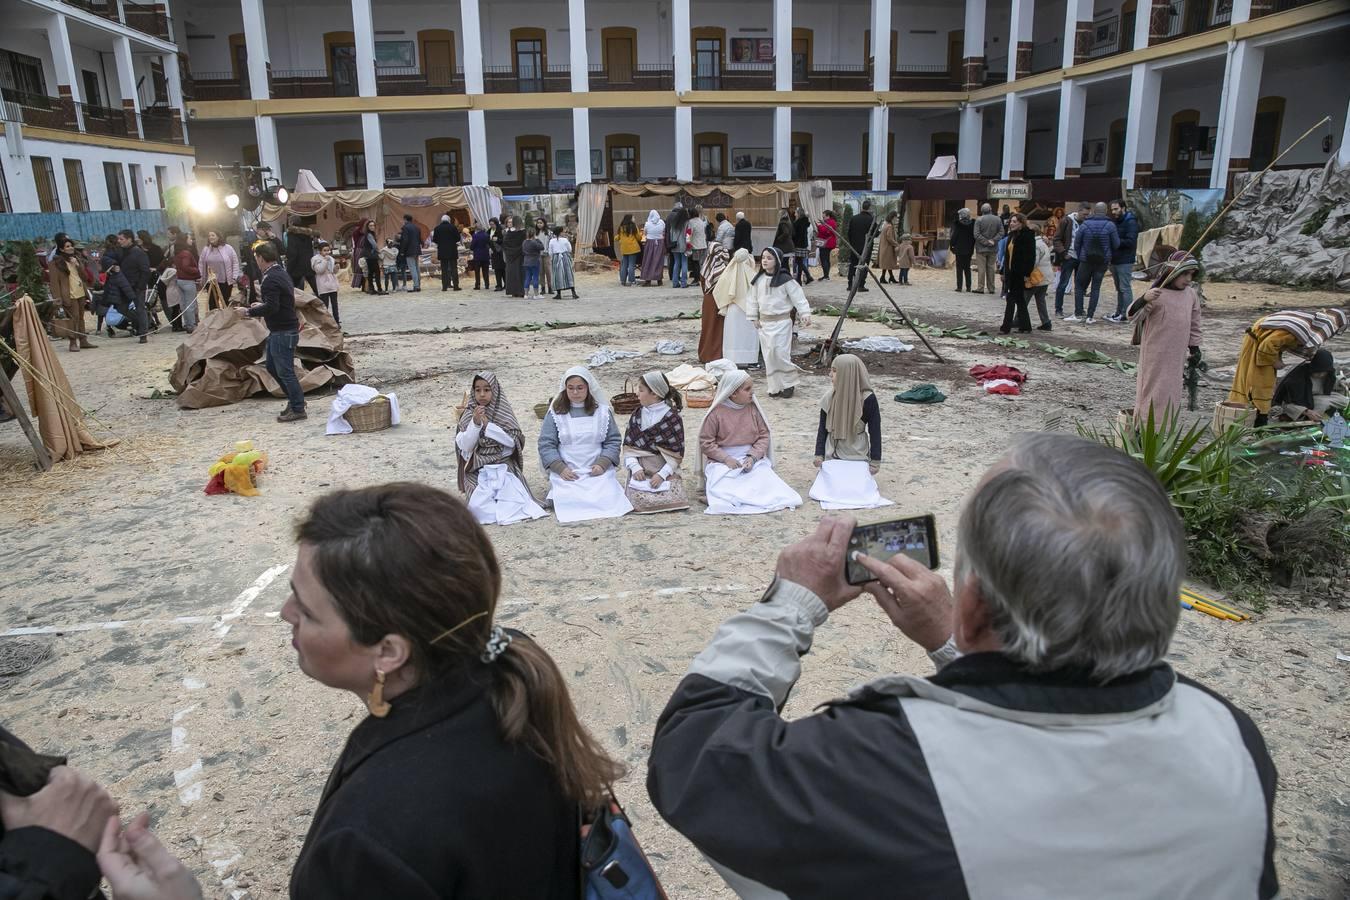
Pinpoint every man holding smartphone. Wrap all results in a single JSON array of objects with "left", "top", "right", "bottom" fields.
[{"left": 648, "top": 433, "right": 1278, "bottom": 900}]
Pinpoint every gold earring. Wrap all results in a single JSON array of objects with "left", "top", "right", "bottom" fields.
[{"left": 366, "top": 670, "right": 391, "bottom": 718}]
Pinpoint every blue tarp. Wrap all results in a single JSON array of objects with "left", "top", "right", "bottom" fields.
[{"left": 0, "top": 210, "right": 183, "bottom": 242}]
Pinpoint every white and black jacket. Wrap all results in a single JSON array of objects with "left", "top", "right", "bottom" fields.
[{"left": 647, "top": 580, "right": 1278, "bottom": 900}]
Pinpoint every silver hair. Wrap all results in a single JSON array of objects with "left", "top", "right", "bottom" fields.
[
  {"left": 980, "top": 203, "right": 992, "bottom": 214},
  {"left": 953, "top": 433, "right": 1183, "bottom": 682}
]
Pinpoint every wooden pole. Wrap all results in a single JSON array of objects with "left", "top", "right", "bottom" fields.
[{"left": 0, "top": 366, "right": 52, "bottom": 472}]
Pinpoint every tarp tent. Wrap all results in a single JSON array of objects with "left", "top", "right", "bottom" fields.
[{"left": 259, "top": 185, "right": 503, "bottom": 244}]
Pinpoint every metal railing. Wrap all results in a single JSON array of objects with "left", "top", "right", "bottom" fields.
[
  {"left": 140, "top": 104, "right": 177, "bottom": 142},
  {"left": 721, "top": 61, "right": 773, "bottom": 89},
  {"left": 375, "top": 65, "right": 465, "bottom": 95},
  {"left": 1157, "top": 1, "right": 1229, "bottom": 42},
  {"left": 795, "top": 64, "right": 870, "bottom": 91},
  {"left": 890, "top": 63, "right": 961, "bottom": 91},
  {"left": 123, "top": 1, "right": 171, "bottom": 39},
  {"left": 482, "top": 65, "right": 571, "bottom": 93},
  {"left": 270, "top": 69, "right": 359, "bottom": 99},
  {"left": 0, "top": 90, "right": 71, "bottom": 129},
  {"left": 63, "top": 0, "right": 119, "bottom": 22},
  {"left": 587, "top": 63, "right": 674, "bottom": 91},
  {"left": 78, "top": 101, "right": 132, "bottom": 137},
  {"left": 1029, "top": 40, "right": 1062, "bottom": 74},
  {"left": 183, "top": 72, "right": 250, "bottom": 101},
  {"left": 1088, "top": 31, "right": 1123, "bottom": 59},
  {"left": 1272, "top": 0, "right": 1316, "bottom": 10}
]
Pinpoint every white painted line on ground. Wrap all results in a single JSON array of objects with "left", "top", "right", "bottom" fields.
[
  {"left": 173, "top": 758, "right": 203, "bottom": 804},
  {"left": 214, "top": 563, "right": 290, "bottom": 637}
]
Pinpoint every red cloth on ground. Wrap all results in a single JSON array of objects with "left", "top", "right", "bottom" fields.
[
  {"left": 984, "top": 382, "right": 1022, "bottom": 396},
  {"left": 969, "top": 364, "right": 1027, "bottom": 384}
]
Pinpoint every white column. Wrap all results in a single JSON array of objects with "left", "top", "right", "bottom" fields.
[
  {"left": 254, "top": 115, "right": 281, "bottom": 176},
  {"left": 1211, "top": 41, "right": 1264, "bottom": 190},
  {"left": 1008, "top": 0, "right": 1033, "bottom": 82},
  {"left": 1120, "top": 62, "right": 1161, "bottom": 188},
  {"left": 568, "top": 0, "right": 588, "bottom": 93},
  {"left": 958, "top": 104, "right": 983, "bottom": 176},
  {"left": 573, "top": 107, "right": 592, "bottom": 184},
  {"left": 468, "top": 109, "right": 489, "bottom": 184},
  {"left": 774, "top": 106, "right": 791, "bottom": 181},
  {"left": 112, "top": 35, "right": 142, "bottom": 138},
  {"left": 1062, "top": 0, "right": 1091, "bottom": 68},
  {"left": 675, "top": 106, "right": 693, "bottom": 180},
  {"left": 1231, "top": 0, "right": 1254, "bottom": 24},
  {"left": 673, "top": 0, "right": 691, "bottom": 93},
  {"left": 362, "top": 112, "right": 385, "bottom": 189},
  {"left": 1133, "top": 0, "right": 1153, "bottom": 50},
  {"left": 351, "top": 0, "right": 377, "bottom": 97},
  {"left": 1002, "top": 93, "right": 1027, "bottom": 178},
  {"left": 964, "top": 0, "right": 987, "bottom": 60},
  {"left": 1054, "top": 79, "right": 1087, "bottom": 178},
  {"left": 871, "top": 0, "right": 892, "bottom": 90},
  {"left": 869, "top": 106, "right": 889, "bottom": 190},
  {"left": 774, "top": 0, "right": 792, "bottom": 91},
  {"left": 2, "top": 156, "right": 42, "bottom": 214},
  {"left": 45, "top": 13, "right": 84, "bottom": 130},
  {"left": 461, "top": 0, "right": 484, "bottom": 94},
  {"left": 240, "top": 0, "right": 270, "bottom": 100},
  {"left": 1339, "top": 97, "right": 1350, "bottom": 167},
  {"left": 163, "top": 52, "right": 187, "bottom": 143}
]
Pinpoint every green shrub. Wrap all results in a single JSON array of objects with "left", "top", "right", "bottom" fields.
[
  {"left": 1300, "top": 204, "right": 1332, "bottom": 236},
  {"left": 13, "top": 241, "right": 47, "bottom": 305}
]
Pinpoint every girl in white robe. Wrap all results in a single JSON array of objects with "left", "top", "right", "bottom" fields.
[
  {"left": 697, "top": 370, "right": 802, "bottom": 516},
  {"left": 808, "top": 354, "right": 893, "bottom": 510},
  {"left": 748, "top": 247, "right": 812, "bottom": 397},
  {"left": 537, "top": 366, "right": 633, "bottom": 523},
  {"left": 714, "top": 248, "right": 760, "bottom": 367},
  {"left": 455, "top": 371, "right": 548, "bottom": 525}
]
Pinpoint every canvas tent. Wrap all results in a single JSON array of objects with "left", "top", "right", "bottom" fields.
[{"left": 259, "top": 185, "right": 503, "bottom": 244}]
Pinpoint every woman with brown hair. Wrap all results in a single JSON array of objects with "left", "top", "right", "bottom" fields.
[
  {"left": 98, "top": 482, "right": 624, "bottom": 899},
  {"left": 50, "top": 238, "right": 98, "bottom": 352},
  {"left": 1000, "top": 213, "right": 1036, "bottom": 335}
]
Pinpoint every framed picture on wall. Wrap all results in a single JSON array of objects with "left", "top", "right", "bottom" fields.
[
  {"left": 731, "top": 148, "right": 773, "bottom": 175},
  {"left": 556, "top": 149, "right": 575, "bottom": 176},
  {"left": 374, "top": 41, "right": 415, "bottom": 70},
  {"left": 1082, "top": 139, "right": 1107, "bottom": 167},
  {"left": 730, "top": 39, "right": 754, "bottom": 63},
  {"left": 384, "top": 153, "right": 425, "bottom": 181}
]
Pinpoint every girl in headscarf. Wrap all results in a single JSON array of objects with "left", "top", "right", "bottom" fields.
[
  {"left": 622, "top": 371, "right": 690, "bottom": 514},
  {"left": 455, "top": 372, "right": 547, "bottom": 525},
  {"left": 1228, "top": 305, "right": 1347, "bottom": 426},
  {"left": 639, "top": 210, "right": 666, "bottom": 286},
  {"left": 748, "top": 247, "right": 812, "bottom": 398},
  {"left": 537, "top": 367, "right": 632, "bottom": 522},
  {"left": 808, "top": 355, "right": 891, "bottom": 510},
  {"left": 697, "top": 370, "right": 802, "bottom": 515},
  {"left": 1127, "top": 250, "right": 1203, "bottom": 424},
  {"left": 715, "top": 248, "right": 760, "bottom": 367},
  {"left": 697, "top": 243, "right": 731, "bottom": 363}
]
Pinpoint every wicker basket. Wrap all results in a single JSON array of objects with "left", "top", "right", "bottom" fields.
[
  {"left": 612, "top": 378, "right": 641, "bottom": 416},
  {"left": 686, "top": 390, "right": 714, "bottom": 409},
  {"left": 534, "top": 401, "right": 550, "bottom": 420},
  {"left": 344, "top": 395, "right": 393, "bottom": 433},
  {"left": 1212, "top": 401, "right": 1253, "bottom": 436}
]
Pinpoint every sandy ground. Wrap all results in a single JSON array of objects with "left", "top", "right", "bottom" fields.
[{"left": 1, "top": 264, "right": 1348, "bottom": 898}]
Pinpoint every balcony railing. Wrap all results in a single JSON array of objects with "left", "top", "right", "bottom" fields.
[
  {"left": 1271, "top": 0, "right": 1316, "bottom": 10},
  {"left": 482, "top": 65, "right": 571, "bottom": 93},
  {"left": 0, "top": 90, "right": 71, "bottom": 130},
  {"left": 1030, "top": 40, "right": 1062, "bottom": 74},
  {"left": 588, "top": 63, "right": 674, "bottom": 91},
  {"left": 183, "top": 72, "right": 250, "bottom": 101},
  {"left": 983, "top": 56, "right": 1009, "bottom": 85},
  {"left": 891, "top": 63, "right": 960, "bottom": 91},
  {"left": 271, "top": 69, "right": 359, "bottom": 99},
  {"left": 140, "top": 105, "right": 177, "bottom": 142},
  {"left": 63, "top": 0, "right": 119, "bottom": 22},
  {"left": 123, "top": 1, "right": 172, "bottom": 39},
  {"left": 78, "top": 101, "right": 132, "bottom": 137},
  {"left": 721, "top": 61, "right": 773, "bottom": 90},
  {"left": 1157, "top": 1, "right": 1230, "bottom": 42},
  {"left": 376, "top": 66, "right": 465, "bottom": 96},
  {"left": 795, "top": 65, "right": 870, "bottom": 91}
]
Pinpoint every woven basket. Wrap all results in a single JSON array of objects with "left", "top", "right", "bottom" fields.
[
  {"left": 686, "top": 390, "right": 714, "bottom": 409},
  {"left": 612, "top": 378, "right": 641, "bottom": 416},
  {"left": 534, "top": 401, "right": 550, "bottom": 420},
  {"left": 1212, "top": 401, "right": 1253, "bottom": 436},
  {"left": 344, "top": 395, "right": 393, "bottom": 433}
]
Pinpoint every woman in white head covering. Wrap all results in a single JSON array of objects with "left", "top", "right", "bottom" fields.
[
  {"left": 808, "top": 354, "right": 892, "bottom": 510},
  {"left": 714, "top": 248, "right": 760, "bottom": 366},
  {"left": 747, "top": 247, "right": 812, "bottom": 398},
  {"left": 696, "top": 370, "right": 802, "bottom": 515},
  {"left": 639, "top": 210, "right": 667, "bottom": 286},
  {"left": 455, "top": 371, "right": 548, "bottom": 525},
  {"left": 621, "top": 370, "right": 690, "bottom": 514},
  {"left": 537, "top": 366, "right": 633, "bottom": 523}
]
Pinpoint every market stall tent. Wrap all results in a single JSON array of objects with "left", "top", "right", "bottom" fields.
[{"left": 260, "top": 185, "right": 503, "bottom": 245}]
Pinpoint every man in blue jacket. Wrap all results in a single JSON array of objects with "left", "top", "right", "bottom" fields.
[
  {"left": 396, "top": 214, "right": 423, "bottom": 292},
  {"left": 1104, "top": 199, "right": 1139, "bottom": 323},
  {"left": 1068, "top": 203, "right": 1119, "bottom": 324}
]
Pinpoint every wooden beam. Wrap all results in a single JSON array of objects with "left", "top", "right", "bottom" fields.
[{"left": 0, "top": 367, "right": 52, "bottom": 472}]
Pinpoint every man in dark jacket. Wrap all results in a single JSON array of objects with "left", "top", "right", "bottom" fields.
[
  {"left": 1070, "top": 203, "right": 1119, "bottom": 323},
  {"left": 239, "top": 241, "right": 306, "bottom": 422},
  {"left": 733, "top": 212, "right": 753, "bottom": 253},
  {"left": 950, "top": 208, "right": 976, "bottom": 292},
  {"left": 791, "top": 210, "right": 813, "bottom": 285},
  {"left": 285, "top": 216, "right": 320, "bottom": 296},
  {"left": 396, "top": 214, "right": 423, "bottom": 292},
  {"left": 647, "top": 433, "right": 1279, "bottom": 900},
  {"left": 0, "top": 725, "right": 117, "bottom": 900},
  {"left": 846, "top": 200, "right": 875, "bottom": 292},
  {"left": 1053, "top": 202, "right": 1090, "bottom": 316},
  {"left": 431, "top": 214, "right": 461, "bottom": 291},
  {"left": 114, "top": 229, "right": 151, "bottom": 342},
  {"left": 244, "top": 221, "right": 285, "bottom": 304},
  {"left": 1104, "top": 199, "right": 1139, "bottom": 323}
]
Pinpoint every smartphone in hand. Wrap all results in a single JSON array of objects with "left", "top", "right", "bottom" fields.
[{"left": 845, "top": 514, "right": 939, "bottom": 585}]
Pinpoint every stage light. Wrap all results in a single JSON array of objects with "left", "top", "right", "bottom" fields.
[
  {"left": 224, "top": 192, "right": 241, "bottom": 210},
  {"left": 187, "top": 184, "right": 218, "bottom": 214},
  {"left": 273, "top": 186, "right": 289, "bottom": 205}
]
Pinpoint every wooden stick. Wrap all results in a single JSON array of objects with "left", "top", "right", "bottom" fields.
[{"left": 0, "top": 366, "right": 52, "bottom": 472}]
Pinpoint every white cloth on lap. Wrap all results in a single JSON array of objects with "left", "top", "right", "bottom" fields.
[
  {"left": 809, "top": 459, "right": 893, "bottom": 510},
  {"left": 468, "top": 464, "right": 547, "bottom": 525},
  {"left": 546, "top": 407, "right": 633, "bottom": 523},
  {"left": 704, "top": 444, "right": 802, "bottom": 516}
]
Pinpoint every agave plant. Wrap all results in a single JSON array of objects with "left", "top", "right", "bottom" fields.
[{"left": 1078, "top": 407, "right": 1248, "bottom": 504}]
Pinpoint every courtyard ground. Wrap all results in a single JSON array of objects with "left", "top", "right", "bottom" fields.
[{"left": 1, "top": 264, "right": 1347, "bottom": 898}]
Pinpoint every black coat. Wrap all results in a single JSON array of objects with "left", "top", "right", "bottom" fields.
[
  {"left": 431, "top": 222, "right": 460, "bottom": 260},
  {"left": 733, "top": 219, "right": 753, "bottom": 252},
  {"left": 290, "top": 668, "right": 580, "bottom": 900},
  {"left": 0, "top": 726, "right": 102, "bottom": 900},
  {"left": 118, "top": 245, "right": 152, "bottom": 294},
  {"left": 950, "top": 218, "right": 976, "bottom": 256},
  {"left": 1006, "top": 228, "right": 1037, "bottom": 281},
  {"left": 792, "top": 215, "right": 811, "bottom": 251},
  {"left": 773, "top": 222, "right": 795, "bottom": 255},
  {"left": 847, "top": 212, "right": 874, "bottom": 259},
  {"left": 398, "top": 221, "right": 423, "bottom": 260}
]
